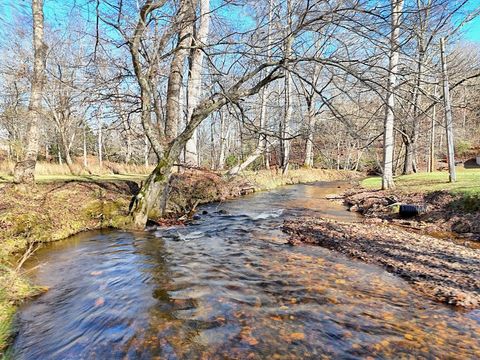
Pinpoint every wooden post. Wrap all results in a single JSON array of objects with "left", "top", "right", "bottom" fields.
[{"left": 440, "top": 37, "right": 456, "bottom": 183}]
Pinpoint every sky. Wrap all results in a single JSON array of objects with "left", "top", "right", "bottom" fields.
[
  {"left": 464, "top": 15, "right": 480, "bottom": 42},
  {"left": 0, "top": 0, "right": 479, "bottom": 42}
]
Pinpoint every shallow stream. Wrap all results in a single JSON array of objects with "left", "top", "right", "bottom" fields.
[{"left": 13, "top": 182, "right": 480, "bottom": 359}]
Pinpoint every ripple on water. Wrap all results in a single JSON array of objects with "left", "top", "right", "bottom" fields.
[{"left": 12, "top": 182, "right": 480, "bottom": 359}]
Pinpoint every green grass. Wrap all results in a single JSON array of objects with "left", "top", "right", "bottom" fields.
[
  {"left": 0, "top": 266, "right": 45, "bottom": 355},
  {"left": 362, "top": 168, "right": 480, "bottom": 196}
]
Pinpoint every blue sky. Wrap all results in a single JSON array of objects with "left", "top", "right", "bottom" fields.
[
  {"left": 464, "top": 16, "right": 480, "bottom": 42},
  {"left": 0, "top": 0, "right": 479, "bottom": 42}
]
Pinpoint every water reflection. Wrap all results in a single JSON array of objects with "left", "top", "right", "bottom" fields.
[{"left": 13, "top": 182, "right": 480, "bottom": 359}]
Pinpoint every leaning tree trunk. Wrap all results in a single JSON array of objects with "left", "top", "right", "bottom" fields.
[
  {"left": 130, "top": 62, "right": 284, "bottom": 227},
  {"left": 228, "top": 140, "right": 279, "bottom": 176},
  {"left": 382, "top": 0, "right": 404, "bottom": 190},
  {"left": 13, "top": 0, "right": 46, "bottom": 184}
]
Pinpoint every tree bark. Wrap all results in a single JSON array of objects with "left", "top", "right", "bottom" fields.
[
  {"left": 440, "top": 37, "right": 456, "bottom": 183},
  {"left": 97, "top": 116, "right": 103, "bottom": 168},
  {"left": 304, "top": 97, "right": 315, "bottom": 168},
  {"left": 280, "top": 0, "right": 293, "bottom": 175},
  {"left": 184, "top": 0, "right": 210, "bottom": 166},
  {"left": 217, "top": 109, "right": 229, "bottom": 170},
  {"left": 13, "top": 0, "right": 46, "bottom": 184},
  {"left": 382, "top": 0, "right": 404, "bottom": 190},
  {"left": 428, "top": 84, "right": 437, "bottom": 172},
  {"left": 165, "top": 0, "right": 194, "bottom": 142},
  {"left": 130, "top": 64, "right": 284, "bottom": 227}
]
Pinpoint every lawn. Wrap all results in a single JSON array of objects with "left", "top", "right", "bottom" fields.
[{"left": 362, "top": 168, "right": 480, "bottom": 195}]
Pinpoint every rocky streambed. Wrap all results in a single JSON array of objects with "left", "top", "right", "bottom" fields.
[{"left": 283, "top": 216, "right": 480, "bottom": 308}]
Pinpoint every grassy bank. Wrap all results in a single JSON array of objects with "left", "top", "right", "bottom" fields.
[
  {"left": 361, "top": 168, "right": 480, "bottom": 212},
  {"left": 0, "top": 167, "right": 357, "bottom": 353},
  {"left": 362, "top": 168, "right": 479, "bottom": 195}
]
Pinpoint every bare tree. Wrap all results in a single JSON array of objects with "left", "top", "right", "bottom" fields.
[
  {"left": 280, "top": 0, "right": 294, "bottom": 175},
  {"left": 184, "top": 0, "right": 210, "bottom": 166},
  {"left": 440, "top": 37, "right": 456, "bottom": 182},
  {"left": 13, "top": 0, "right": 46, "bottom": 184},
  {"left": 382, "top": 0, "right": 404, "bottom": 190}
]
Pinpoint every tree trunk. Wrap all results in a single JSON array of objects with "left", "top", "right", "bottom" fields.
[
  {"left": 97, "top": 117, "right": 103, "bottom": 169},
  {"left": 257, "top": 0, "right": 273, "bottom": 170},
  {"left": 184, "top": 0, "right": 210, "bottom": 166},
  {"left": 403, "top": 141, "right": 414, "bottom": 174},
  {"left": 228, "top": 140, "right": 278, "bottom": 176},
  {"left": 165, "top": 1, "right": 194, "bottom": 142},
  {"left": 304, "top": 98, "right": 315, "bottom": 167},
  {"left": 440, "top": 37, "right": 456, "bottom": 183},
  {"left": 382, "top": 0, "right": 404, "bottom": 190},
  {"left": 83, "top": 122, "right": 88, "bottom": 168},
  {"left": 403, "top": 48, "right": 425, "bottom": 175},
  {"left": 60, "top": 132, "right": 75, "bottom": 174},
  {"left": 428, "top": 84, "right": 437, "bottom": 172},
  {"left": 13, "top": 0, "right": 46, "bottom": 184},
  {"left": 280, "top": 0, "right": 293, "bottom": 175},
  {"left": 218, "top": 109, "right": 229, "bottom": 170}
]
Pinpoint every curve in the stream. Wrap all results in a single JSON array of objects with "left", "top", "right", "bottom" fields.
[{"left": 12, "top": 182, "right": 480, "bottom": 359}]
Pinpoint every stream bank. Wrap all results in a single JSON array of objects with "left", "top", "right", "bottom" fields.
[
  {"left": 283, "top": 172, "right": 480, "bottom": 309},
  {"left": 10, "top": 181, "right": 480, "bottom": 358},
  {"left": 0, "top": 168, "right": 357, "bottom": 353},
  {"left": 342, "top": 188, "right": 480, "bottom": 241}
]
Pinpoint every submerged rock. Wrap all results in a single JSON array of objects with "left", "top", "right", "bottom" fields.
[{"left": 283, "top": 217, "right": 480, "bottom": 309}]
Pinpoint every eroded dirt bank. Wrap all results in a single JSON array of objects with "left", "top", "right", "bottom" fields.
[
  {"left": 342, "top": 189, "right": 480, "bottom": 241},
  {"left": 283, "top": 217, "right": 480, "bottom": 308}
]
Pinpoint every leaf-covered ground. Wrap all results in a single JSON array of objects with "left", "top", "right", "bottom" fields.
[{"left": 283, "top": 217, "right": 480, "bottom": 308}]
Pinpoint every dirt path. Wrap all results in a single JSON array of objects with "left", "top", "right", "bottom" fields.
[{"left": 283, "top": 217, "right": 480, "bottom": 308}]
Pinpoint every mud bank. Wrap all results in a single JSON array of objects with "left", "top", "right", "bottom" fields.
[
  {"left": 283, "top": 217, "right": 480, "bottom": 308},
  {"left": 342, "top": 189, "right": 480, "bottom": 241}
]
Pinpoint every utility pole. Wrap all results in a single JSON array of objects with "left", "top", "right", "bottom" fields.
[{"left": 440, "top": 37, "right": 456, "bottom": 183}]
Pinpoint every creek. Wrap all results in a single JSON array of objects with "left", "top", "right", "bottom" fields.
[{"left": 12, "top": 181, "right": 480, "bottom": 359}]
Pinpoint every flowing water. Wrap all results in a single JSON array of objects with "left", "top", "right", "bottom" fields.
[{"left": 12, "top": 182, "right": 480, "bottom": 359}]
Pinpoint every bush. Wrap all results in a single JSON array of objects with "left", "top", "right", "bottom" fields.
[
  {"left": 225, "top": 154, "right": 238, "bottom": 168},
  {"left": 455, "top": 140, "right": 472, "bottom": 158}
]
